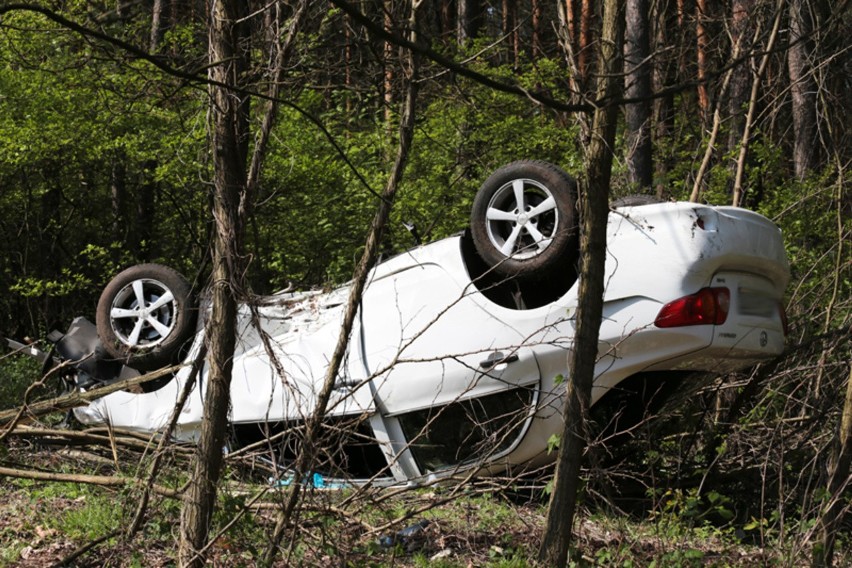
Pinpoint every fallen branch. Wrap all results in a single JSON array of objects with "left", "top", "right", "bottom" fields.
[
  {"left": 0, "top": 364, "right": 182, "bottom": 426},
  {"left": 0, "top": 465, "right": 183, "bottom": 497}
]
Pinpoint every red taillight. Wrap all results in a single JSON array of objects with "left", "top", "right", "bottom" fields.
[{"left": 654, "top": 287, "right": 730, "bottom": 328}]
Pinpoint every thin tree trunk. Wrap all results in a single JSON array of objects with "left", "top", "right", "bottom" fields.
[
  {"left": 150, "top": 0, "right": 166, "bottom": 52},
  {"left": 565, "top": 0, "right": 576, "bottom": 40},
  {"left": 690, "top": 13, "right": 748, "bottom": 203},
  {"left": 653, "top": 0, "right": 675, "bottom": 198},
  {"left": 538, "top": 0, "right": 623, "bottom": 564},
  {"left": 624, "top": 0, "right": 652, "bottom": 189},
  {"left": 732, "top": 0, "right": 784, "bottom": 207},
  {"left": 532, "top": 0, "right": 542, "bottom": 58},
  {"left": 110, "top": 151, "right": 126, "bottom": 247},
  {"left": 457, "top": 0, "right": 479, "bottom": 45},
  {"left": 136, "top": 160, "right": 156, "bottom": 262},
  {"left": 178, "top": 0, "right": 249, "bottom": 565},
  {"left": 726, "top": 0, "right": 753, "bottom": 189},
  {"left": 345, "top": 13, "right": 352, "bottom": 114},
  {"left": 384, "top": 0, "right": 394, "bottom": 124},
  {"left": 695, "top": 0, "right": 709, "bottom": 118},
  {"left": 246, "top": 0, "right": 308, "bottom": 196},
  {"left": 578, "top": 0, "right": 593, "bottom": 83},
  {"left": 787, "top": 0, "right": 818, "bottom": 179},
  {"left": 502, "top": 0, "right": 519, "bottom": 66}
]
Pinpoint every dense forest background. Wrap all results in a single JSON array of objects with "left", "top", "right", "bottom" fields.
[
  {"left": 0, "top": 0, "right": 845, "bottom": 337},
  {"left": 0, "top": 0, "right": 850, "bottom": 565}
]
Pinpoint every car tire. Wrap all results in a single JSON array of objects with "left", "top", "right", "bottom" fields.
[
  {"left": 471, "top": 161, "right": 578, "bottom": 280},
  {"left": 96, "top": 264, "right": 196, "bottom": 370},
  {"left": 611, "top": 194, "right": 662, "bottom": 208}
]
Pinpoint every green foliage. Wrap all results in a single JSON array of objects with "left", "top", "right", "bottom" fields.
[
  {"left": 0, "top": 9, "right": 208, "bottom": 336},
  {"left": 651, "top": 488, "right": 735, "bottom": 533},
  {"left": 759, "top": 167, "right": 850, "bottom": 330},
  {"left": 0, "top": 354, "right": 40, "bottom": 409}
]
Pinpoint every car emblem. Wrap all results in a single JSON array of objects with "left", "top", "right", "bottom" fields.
[{"left": 760, "top": 331, "right": 768, "bottom": 347}]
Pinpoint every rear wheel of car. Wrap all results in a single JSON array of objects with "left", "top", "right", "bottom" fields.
[
  {"left": 96, "top": 264, "right": 196, "bottom": 371},
  {"left": 470, "top": 161, "right": 578, "bottom": 280}
]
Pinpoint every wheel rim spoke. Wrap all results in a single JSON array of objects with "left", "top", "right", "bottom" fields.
[
  {"left": 111, "top": 307, "right": 139, "bottom": 319},
  {"left": 147, "top": 290, "right": 174, "bottom": 311},
  {"left": 512, "top": 180, "right": 526, "bottom": 211},
  {"left": 500, "top": 224, "right": 523, "bottom": 256},
  {"left": 486, "top": 207, "right": 519, "bottom": 222},
  {"left": 127, "top": 318, "right": 144, "bottom": 347},
  {"left": 525, "top": 223, "right": 551, "bottom": 250},
  {"left": 131, "top": 280, "right": 146, "bottom": 309},
  {"left": 146, "top": 315, "right": 171, "bottom": 338},
  {"left": 527, "top": 196, "right": 556, "bottom": 218}
]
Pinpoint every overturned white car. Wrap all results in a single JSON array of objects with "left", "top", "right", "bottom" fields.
[{"left": 35, "top": 161, "right": 790, "bottom": 484}]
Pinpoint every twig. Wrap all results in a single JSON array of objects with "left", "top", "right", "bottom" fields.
[{"left": 50, "top": 528, "right": 122, "bottom": 568}]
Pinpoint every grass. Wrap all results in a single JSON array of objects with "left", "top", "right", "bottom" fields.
[{"left": 0, "top": 447, "right": 848, "bottom": 567}]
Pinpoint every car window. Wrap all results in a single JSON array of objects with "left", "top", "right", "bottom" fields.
[{"left": 397, "top": 387, "right": 535, "bottom": 473}]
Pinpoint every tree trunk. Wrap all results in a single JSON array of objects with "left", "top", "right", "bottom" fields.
[
  {"left": 136, "top": 160, "right": 157, "bottom": 262},
  {"left": 457, "top": 0, "right": 480, "bottom": 46},
  {"left": 787, "top": 0, "right": 818, "bottom": 179},
  {"left": 624, "top": 0, "right": 652, "bottom": 190},
  {"left": 109, "top": 151, "right": 126, "bottom": 248},
  {"left": 538, "top": 0, "right": 623, "bottom": 565},
  {"left": 532, "top": 0, "right": 542, "bottom": 58},
  {"left": 578, "top": 0, "right": 593, "bottom": 84},
  {"left": 150, "top": 0, "right": 166, "bottom": 52},
  {"left": 726, "top": 0, "right": 753, "bottom": 187},
  {"left": 178, "top": 0, "right": 249, "bottom": 565},
  {"left": 384, "top": 0, "right": 394, "bottom": 124},
  {"left": 695, "top": 0, "right": 709, "bottom": 118},
  {"left": 653, "top": 0, "right": 675, "bottom": 198},
  {"left": 502, "top": 0, "right": 519, "bottom": 66},
  {"left": 732, "top": 0, "right": 784, "bottom": 207}
]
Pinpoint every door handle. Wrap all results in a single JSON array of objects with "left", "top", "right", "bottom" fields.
[{"left": 479, "top": 351, "right": 519, "bottom": 370}]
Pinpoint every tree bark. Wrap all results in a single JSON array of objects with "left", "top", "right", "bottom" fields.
[
  {"left": 150, "top": 0, "right": 166, "bottom": 52},
  {"left": 695, "top": 0, "right": 709, "bottom": 118},
  {"left": 731, "top": 0, "right": 784, "bottom": 207},
  {"left": 624, "top": 0, "right": 652, "bottom": 190},
  {"left": 787, "top": 0, "right": 818, "bottom": 179},
  {"left": 502, "top": 0, "right": 519, "bottom": 66},
  {"left": 578, "top": 0, "right": 593, "bottom": 84},
  {"left": 726, "top": 0, "right": 753, "bottom": 187},
  {"left": 109, "top": 151, "right": 126, "bottom": 247},
  {"left": 384, "top": 0, "right": 394, "bottom": 124},
  {"left": 178, "top": 0, "right": 249, "bottom": 565},
  {"left": 532, "top": 0, "right": 542, "bottom": 58},
  {"left": 457, "top": 0, "right": 480, "bottom": 46},
  {"left": 538, "top": 0, "right": 623, "bottom": 565},
  {"left": 652, "top": 0, "right": 675, "bottom": 198},
  {"left": 136, "top": 159, "right": 157, "bottom": 262}
]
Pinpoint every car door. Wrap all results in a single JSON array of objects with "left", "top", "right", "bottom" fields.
[{"left": 356, "top": 258, "right": 541, "bottom": 477}]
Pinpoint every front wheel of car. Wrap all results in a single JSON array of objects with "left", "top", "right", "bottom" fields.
[
  {"left": 96, "top": 264, "right": 196, "bottom": 371},
  {"left": 470, "top": 160, "right": 579, "bottom": 280}
]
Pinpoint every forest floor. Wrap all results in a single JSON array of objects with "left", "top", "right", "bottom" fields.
[{"left": 0, "top": 447, "right": 838, "bottom": 567}]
